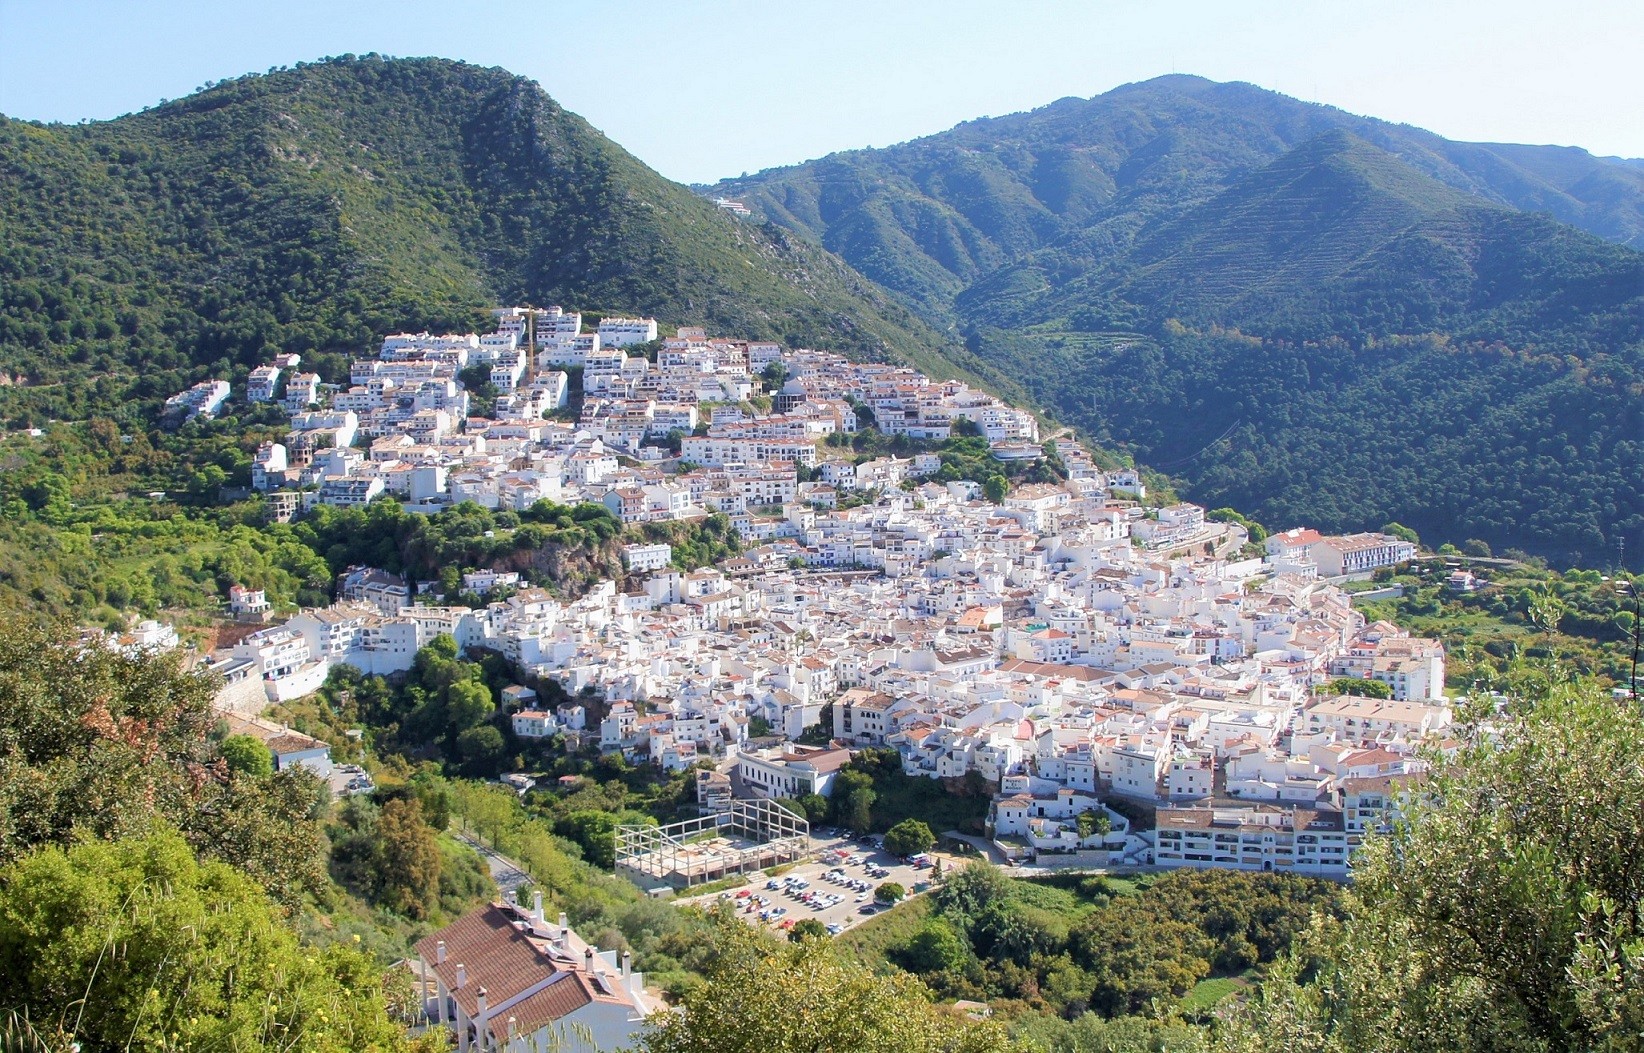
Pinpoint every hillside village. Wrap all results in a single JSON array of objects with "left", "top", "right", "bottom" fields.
[{"left": 162, "top": 307, "right": 1438, "bottom": 884}]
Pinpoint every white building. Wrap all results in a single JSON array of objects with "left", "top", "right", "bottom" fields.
[
  {"left": 622, "top": 543, "right": 672, "bottom": 573},
  {"left": 596, "top": 317, "right": 659, "bottom": 347},
  {"left": 247, "top": 365, "right": 282, "bottom": 403},
  {"left": 1153, "top": 804, "right": 1352, "bottom": 877},
  {"left": 735, "top": 745, "right": 852, "bottom": 799}
]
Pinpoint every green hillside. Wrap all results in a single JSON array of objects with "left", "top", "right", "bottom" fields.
[
  {"left": 716, "top": 78, "right": 1644, "bottom": 567},
  {"left": 717, "top": 74, "right": 1644, "bottom": 306},
  {"left": 0, "top": 55, "right": 1012, "bottom": 424}
]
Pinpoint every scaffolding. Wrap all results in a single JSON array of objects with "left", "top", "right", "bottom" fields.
[{"left": 615, "top": 799, "right": 811, "bottom": 889}]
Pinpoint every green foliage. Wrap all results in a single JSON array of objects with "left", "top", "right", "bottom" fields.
[
  {"left": 883, "top": 818, "right": 937, "bottom": 857},
  {"left": 0, "top": 616, "right": 327, "bottom": 904},
  {"left": 844, "top": 747, "right": 992, "bottom": 834},
  {"left": 329, "top": 795, "right": 446, "bottom": 920},
  {"left": 900, "top": 863, "right": 1339, "bottom": 1022},
  {"left": 1326, "top": 676, "right": 1394, "bottom": 699},
  {"left": 220, "top": 732, "right": 275, "bottom": 777},
  {"left": 897, "top": 919, "right": 971, "bottom": 974},
  {"left": 1011, "top": 1013, "right": 1212, "bottom": 1053},
  {"left": 1364, "top": 564, "right": 1639, "bottom": 688},
  {"left": 1381, "top": 521, "right": 1421, "bottom": 546},
  {"left": 1224, "top": 676, "right": 1644, "bottom": 1052},
  {"left": 876, "top": 881, "right": 907, "bottom": 903},
  {"left": 0, "top": 826, "right": 413, "bottom": 1052},
  {"left": 788, "top": 918, "right": 828, "bottom": 942},
  {"left": 636, "top": 920, "right": 1013, "bottom": 1053}
]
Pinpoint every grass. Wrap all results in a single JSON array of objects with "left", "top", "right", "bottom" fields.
[
  {"left": 835, "top": 896, "right": 933, "bottom": 964},
  {"left": 1179, "top": 972, "right": 1255, "bottom": 1011},
  {"left": 1021, "top": 871, "right": 1155, "bottom": 900}
]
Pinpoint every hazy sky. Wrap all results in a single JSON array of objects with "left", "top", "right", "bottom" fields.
[{"left": 2, "top": 0, "right": 1640, "bottom": 184}]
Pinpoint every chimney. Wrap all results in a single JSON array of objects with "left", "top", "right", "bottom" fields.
[
  {"left": 621, "top": 950, "right": 631, "bottom": 977},
  {"left": 534, "top": 890, "right": 545, "bottom": 924},
  {"left": 455, "top": 963, "right": 467, "bottom": 989},
  {"left": 475, "top": 987, "right": 488, "bottom": 1029},
  {"left": 436, "top": 940, "right": 447, "bottom": 965},
  {"left": 508, "top": 887, "right": 519, "bottom": 909},
  {"left": 559, "top": 911, "right": 568, "bottom": 942}
]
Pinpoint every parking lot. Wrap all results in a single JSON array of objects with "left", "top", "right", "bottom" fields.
[{"left": 679, "top": 829, "right": 950, "bottom": 936}]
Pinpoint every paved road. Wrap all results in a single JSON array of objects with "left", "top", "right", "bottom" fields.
[{"left": 455, "top": 831, "right": 532, "bottom": 895}]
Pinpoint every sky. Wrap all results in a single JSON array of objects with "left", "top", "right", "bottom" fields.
[{"left": 2, "top": 0, "right": 1641, "bottom": 185}]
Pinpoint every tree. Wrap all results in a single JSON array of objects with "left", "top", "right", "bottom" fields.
[
  {"left": 883, "top": 818, "right": 936, "bottom": 858},
  {"left": 875, "top": 881, "right": 906, "bottom": 904},
  {"left": 982, "top": 474, "right": 1009, "bottom": 504},
  {"left": 897, "top": 920, "right": 968, "bottom": 974},
  {"left": 1381, "top": 522, "right": 1421, "bottom": 546},
  {"left": 795, "top": 793, "right": 831, "bottom": 824},
  {"left": 789, "top": 918, "right": 828, "bottom": 942},
  {"left": 843, "top": 787, "right": 875, "bottom": 836},
  {"left": 555, "top": 810, "right": 621, "bottom": 870},
  {"left": 1224, "top": 678, "right": 1644, "bottom": 1052},
  {"left": 0, "top": 616, "right": 325, "bottom": 903},
  {"left": 219, "top": 733, "right": 274, "bottom": 778},
  {"left": 1075, "top": 809, "right": 1112, "bottom": 841},
  {"left": 445, "top": 677, "right": 495, "bottom": 738},
  {"left": 1326, "top": 676, "right": 1393, "bottom": 699},
  {"left": 0, "top": 826, "right": 411, "bottom": 1052},
  {"left": 1463, "top": 538, "right": 1494, "bottom": 558},
  {"left": 374, "top": 797, "right": 442, "bottom": 919},
  {"left": 636, "top": 921, "right": 1011, "bottom": 1053},
  {"left": 454, "top": 724, "right": 506, "bottom": 776}
]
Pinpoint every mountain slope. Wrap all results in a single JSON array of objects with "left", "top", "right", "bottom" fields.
[
  {"left": 716, "top": 75, "right": 1644, "bottom": 311},
  {"left": 715, "top": 78, "right": 1644, "bottom": 567},
  {"left": 0, "top": 56, "right": 1010, "bottom": 422}
]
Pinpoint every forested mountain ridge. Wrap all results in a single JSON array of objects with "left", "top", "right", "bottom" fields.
[
  {"left": 0, "top": 55, "right": 1013, "bottom": 424},
  {"left": 714, "top": 74, "right": 1644, "bottom": 304},
  {"left": 715, "top": 77, "right": 1644, "bottom": 567}
]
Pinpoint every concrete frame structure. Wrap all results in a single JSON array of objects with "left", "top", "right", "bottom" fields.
[{"left": 615, "top": 798, "right": 810, "bottom": 890}]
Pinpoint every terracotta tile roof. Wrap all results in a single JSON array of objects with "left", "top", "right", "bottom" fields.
[
  {"left": 484, "top": 973, "right": 596, "bottom": 1042},
  {"left": 414, "top": 904, "right": 572, "bottom": 1020}
]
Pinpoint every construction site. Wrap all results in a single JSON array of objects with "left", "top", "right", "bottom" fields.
[{"left": 615, "top": 799, "right": 811, "bottom": 891}]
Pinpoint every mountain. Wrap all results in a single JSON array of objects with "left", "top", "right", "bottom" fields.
[
  {"left": 0, "top": 55, "right": 1012, "bottom": 423},
  {"left": 715, "top": 75, "right": 1644, "bottom": 309},
  {"left": 716, "top": 77, "right": 1644, "bottom": 567}
]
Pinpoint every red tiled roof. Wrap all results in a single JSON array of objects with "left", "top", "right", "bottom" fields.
[
  {"left": 414, "top": 904, "right": 568, "bottom": 1019},
  {"left": 484, "top": 973, "right": 596, "bottom": 1042}
]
